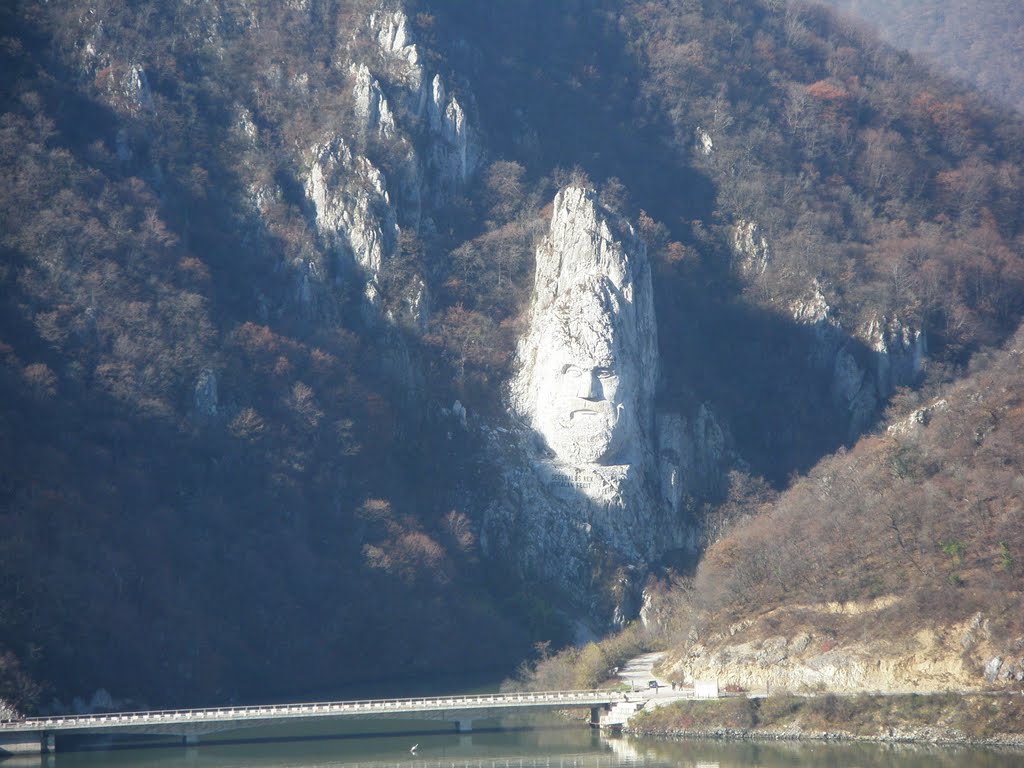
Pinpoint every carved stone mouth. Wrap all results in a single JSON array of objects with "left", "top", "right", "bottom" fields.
[{"left": 570, "top": 409, "right": 600, "bottom": 420}]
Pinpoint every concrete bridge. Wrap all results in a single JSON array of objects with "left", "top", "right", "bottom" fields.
[{"left": 0, "top": 688, "right": 657, "bottom": 755}]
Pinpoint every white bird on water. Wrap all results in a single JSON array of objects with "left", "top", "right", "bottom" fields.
[{"left": 410, "top": 744, "right": 419, "bottom": 755}]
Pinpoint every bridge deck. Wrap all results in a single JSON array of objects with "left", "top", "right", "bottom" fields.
[{"left": 0, "top": 690, "right": 633, "bottom": 736}]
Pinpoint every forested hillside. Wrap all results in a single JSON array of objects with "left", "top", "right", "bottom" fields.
[
  {"left": 439, "top": 0, "right": 1024, "bottom": 478},
  {"left": 2, "top": 0, "right": 1024, "bottom": 712},
  {"left": 0, "top": 0, "right": 535, "bottom": 711},
  {"left": 647, "top": 322, "right": 1024, "bottom": 690},
  {"left": 820, "top": 0, "right": 1024, "bottom": 112},
  {"left": 696, "top": 323, "right": 1024, "bottom": 633}
]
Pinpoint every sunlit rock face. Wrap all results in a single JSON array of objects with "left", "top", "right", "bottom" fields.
[
  {"left": 730, "top": 219, "right": 769, "bottom": 275},
  {"left": 510, "top": 186, "right": 657, "bottom": 470},
  {"left": 304, "top": 138, "right": 398, "bottom": 309},
  {"left": 486, "top": 187, "right": 715, "bottom": 624},
  {"left": 868, "top": 314, "right": 927, "bottom": 398},
  {"left": 369, "top": 9, "right": 479, "bottom": 203},
  {"left": 351, "top": 63, "right": 396, "bottom": 140}
]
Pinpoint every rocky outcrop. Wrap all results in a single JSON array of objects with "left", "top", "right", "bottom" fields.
[
  {"left": 664, "top": 601, "right": 1021, "bottom": 693},
  {"left": 426, "top": 74, "right": 478, "bottom": 198},
  {"left": 985, "top": 653, "right": 1024, "bottom": 683},
  {"left": 373, "top": 7, "right": 425, "bottom": 112},
  {"left": 233, "top": 105, "right": 258, "bottom": 147},
  {"left": 290, "top": 6, "right": 482, "bottom": 320},
  {"left": 484, "top": 187, "right": 703, "bottom": 622},
  {"left": 117, "top": 64, "right": 155, "bottom": 116},
  {"left": 790, "top": 283, "right": 875, "bottom": 437},
  {"left": 790, "top": 284, "right": 926, "bottom": 440},
  {"left": 830, "top": 346, "right": 879, "bottom": 439},
  {"left": 730, "top": 220, "right": 769, "bottom": 274},
  {"left": 868, "top": 314, "right": 927, "bottom": 398},
  {"left": 351, "top": 63, "right": 396, "bottom": 140},
  {"left": 887, "top": 398, "right": 949, "bottom": 436},
  {"left": 656, "top": 406, "right": 732, "bottom": 518},
  {"left": 72, "top": 12, "right": 154, "bottom": 118},
  {"left": 368, "top": 9, "right": 479, "bottom": 201},
  {"left": 695, "top": 127, "right": 714, "bottom": 155},
  {"left": 304, "top": 138, "right": 398, "bottom": 307}
]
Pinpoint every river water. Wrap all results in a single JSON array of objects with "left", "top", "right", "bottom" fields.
[{"left": 22, "top": 714, "right": 1024, "bottom": 768}]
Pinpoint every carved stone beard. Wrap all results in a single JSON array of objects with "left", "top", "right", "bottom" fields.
[{"left": 542, "top": 388, "right": 623, "bottom": 465}]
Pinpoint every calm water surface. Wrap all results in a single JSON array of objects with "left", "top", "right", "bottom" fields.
[{"left": 20, "top": 715, "right": 1024, "bottom": 768}]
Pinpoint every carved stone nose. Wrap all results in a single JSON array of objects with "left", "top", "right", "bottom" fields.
[{"left": 577, "top": 370, "right": 600, "bottom": 400}]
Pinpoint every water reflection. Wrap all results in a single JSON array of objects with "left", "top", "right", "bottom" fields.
[
  {"left": 615, "top": 734, "right": 1024, "bottom": 768},
  {"left": 18, "top": 718, "right": 1024, "bottom": 768}
]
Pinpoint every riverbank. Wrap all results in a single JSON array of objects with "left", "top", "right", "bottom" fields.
[{"left": 625, "top": 692, "right": 1024, "bottom": 746}]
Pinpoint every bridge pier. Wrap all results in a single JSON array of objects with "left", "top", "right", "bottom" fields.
[
  {"left": 455, "top": 719, "right": 473, "bottom": 733},
  {"left": 0, "top": 731, "right": 53, "bottom": 755},
  {"left": 183, "top": 734, "right": 200, "bottom": 746}
]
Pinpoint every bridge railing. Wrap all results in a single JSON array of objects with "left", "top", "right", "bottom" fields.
[{"left": 0, "top": 689, "right": 632, "bottom": 730}]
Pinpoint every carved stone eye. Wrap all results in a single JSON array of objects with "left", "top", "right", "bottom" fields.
[
  {"left": 562, "top": 365, "right": 583, "bottom": 377},
  {"left": 595, "top": 367, "right": 615, "bottom": 379}
]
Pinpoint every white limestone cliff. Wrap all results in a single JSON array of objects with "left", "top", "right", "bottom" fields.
[
  {"left": 868, "top": 314, "right": 927, "bottom": 398},
  {"left": 90, "top": 61, "right": 156, "bottom": 120},
  {"left": 427, "top": 74, "right": 478, "bottom": 197},
  {"left": 790, "top": 283, "right": 926, "bottom": 439},
  {"left": 509, "top": 186, "right": 658, "bottom": 468},
  {"left": 790, "top": 280, "right": 835, "bottom": 328},
  {"left": 122, "top": 64, "right": 155, "bottom": 115},
  {"left": 75, "top": 12, "right": 152, "bottom": 118},
  {"left": 368, "top": 9, "right": 479, "bottom": 201},
  {"left": 485, "top": 187, "right": 700, "bottom": 622},
  {"left": 696, "top": 127, "right": 714, "bottom": 155},
  {"left": 304, "top": 138, "right": 398, "bottom": 307},
  {"left": 233, "top": 105, "right": 258, "bottom": 147},
  {"left": 351, "top": 63, "right": 396, "bottom": 140},
  {"left": 374, "top": 7, "right": 422, "bottom": 98},
  {"left": 789, "top": 283, "right": 876, "bottom": 434},
  {"left": 830, "top": 347, "right": 878, "bottom": 439},
  {"left": 657, "top": 406, "right": 731, "bottom": 518}
]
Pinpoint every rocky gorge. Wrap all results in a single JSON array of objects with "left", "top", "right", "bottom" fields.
[{"left": 2, "top": 0, "right": 1024, "bottom": 714}]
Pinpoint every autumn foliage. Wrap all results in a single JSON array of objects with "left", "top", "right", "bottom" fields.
[
  {"left": 3, "top": 0, "right": 1024, "bottom": 712},
  {"left": 674, "top": 324, "right": 1024, "bottom": 652}
]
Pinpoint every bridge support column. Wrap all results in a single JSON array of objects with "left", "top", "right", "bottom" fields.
[
  {"left": 0, "top": 732, "right": 51, "bottom": 755},
  {"left": 183, "top": 734, "right": 200, "bottom": 746},
  {"left": 590, "top": 706, "right": 604, "bottom": 728},
  {"left": 455, "top": 719, "right": 473, "bottom": 733}
]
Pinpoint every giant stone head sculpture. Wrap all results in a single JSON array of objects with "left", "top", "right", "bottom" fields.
[{"left": 511, "top": 187, "right": 657, "bottom": 466}]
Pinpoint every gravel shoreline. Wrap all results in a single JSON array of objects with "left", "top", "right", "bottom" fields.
[{"left": 625, "top": 724, "right": 1024, "bottom": 747}]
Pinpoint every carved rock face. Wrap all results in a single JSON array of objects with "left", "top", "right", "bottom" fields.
[
  {"left": 487, "top": 186, "right": 719, "bottom": 622},
  {"left": 532, "top": 276, "right": 636, "bottom": 464},
  {"left": 511, "top": 186, "right": 656, "bottom": 468}
]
